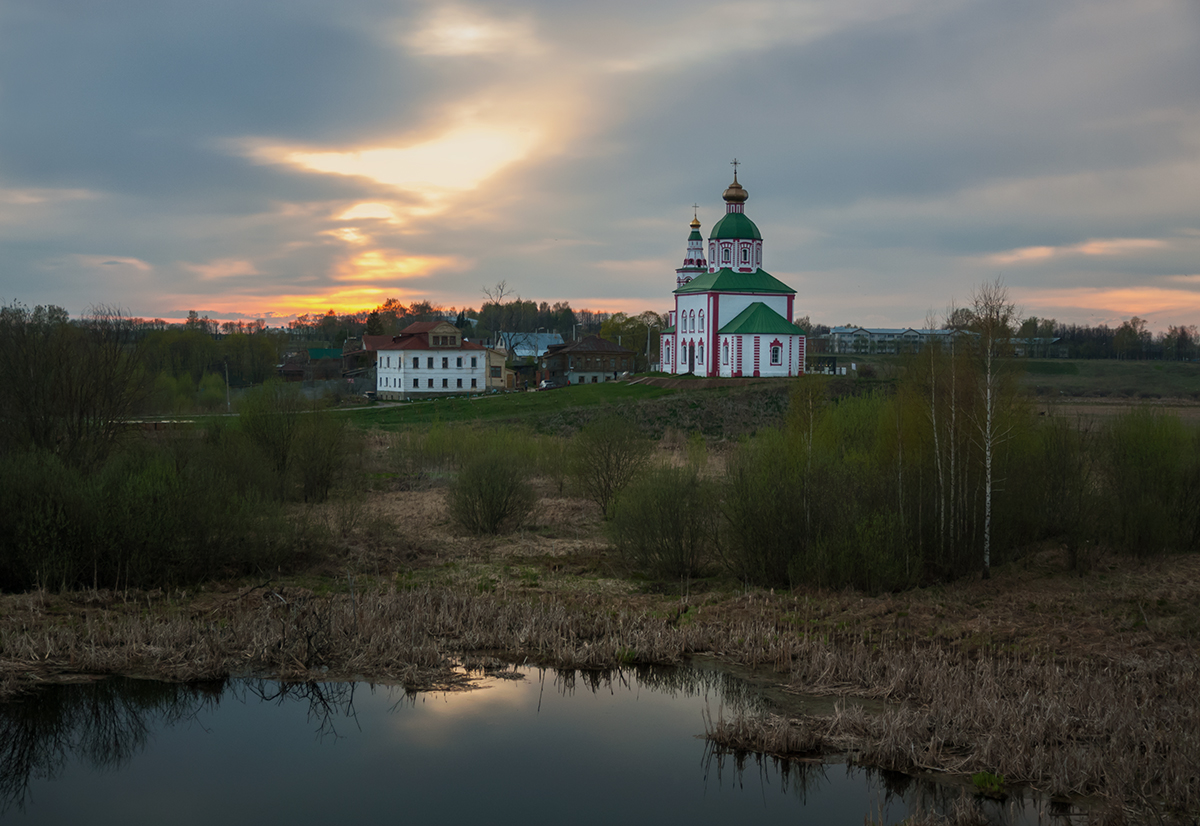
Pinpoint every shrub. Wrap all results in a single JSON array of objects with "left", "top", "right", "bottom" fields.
[
  {"left": 1101, "top": 409, "right": 1200, "bottom": 556},
  {"left": 448, "top": 449, "right": 536, "bottom": 534},
  {"left": 237, "top": 379, "right": 305, "bottom": 490},
  {"left": 570, "top": 414, "right": 651, "bottom": 518},
  {"left": 294, "top": 412, "right": 348, "bottom": 503},
  {"left": 609, "top": 465, "right": 717, "bottom": 579}
]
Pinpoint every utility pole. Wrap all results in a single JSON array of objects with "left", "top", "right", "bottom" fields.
[
  {"left": 645, "top": 320, "right": 651, "bottom": 371},
  {"left": 224, "top": 357, "right": 231, "bottom": 413}
]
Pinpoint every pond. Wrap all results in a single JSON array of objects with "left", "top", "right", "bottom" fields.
[{"left": 0, "top": 663, "right": 1053, "bottom": 825}]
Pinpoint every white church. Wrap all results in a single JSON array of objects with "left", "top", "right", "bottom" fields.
[{"left": 661, "top": 169, "right": 806, "bottom": 377}]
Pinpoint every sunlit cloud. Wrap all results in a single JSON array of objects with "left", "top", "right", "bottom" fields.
[
  {"left": 985, "top": 237, "right": 1167, "bottom": 265},
  {"left": 1024, "top": 286, "right": 1200, "bottom": 318},
  {"left": 334, "top": 249, "right": 471, "bottom": 282},
  {"left": 337, "top": 202, "right": 400, "bottom": 222},
  {"left": 324, "top": 228, "right": 370, "bottom": 245},
  {"left": 402, "top": 6, "right": 540, "bottom": 57},
  {"left": 182, "top": 258, "right": 261, "bottom": 280},
  {"left": 249, "top": 126, "right": 539, "bottom": 197},
  {"left": 164, "top": 288, "right": 418, "bottom": 320},
  {"left": 0, "top": 187, "right": 97, "bottom": 206},
  {"left": 599, "top": 0, "right": 941, "bottom": 73}
]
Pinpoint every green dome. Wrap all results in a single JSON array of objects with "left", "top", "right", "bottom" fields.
[{"left": 709, "top": 212, "right": 761, "bottom": 240}]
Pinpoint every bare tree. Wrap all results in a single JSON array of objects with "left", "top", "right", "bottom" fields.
[{"left": 0, "top": 303, "right": 146, "bottom": 467}]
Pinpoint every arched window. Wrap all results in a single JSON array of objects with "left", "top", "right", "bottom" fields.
[
  {"left": 741, "top": 247, "right": 749, "bottom": 263},
  {"left": 722, "top": 341, "right": 729, "bottom": 364},
  {"left": 697, "top": 340, "right": 704, "bottom": 364},
  {"left": 698, "top": 310, "right": 704, "bottom": 331},
  {"left": 722, "top": 248, "right": 731, "bottom": 264},
  {"left": 690, "top": 310, "right": 696, "bottom": 332}
]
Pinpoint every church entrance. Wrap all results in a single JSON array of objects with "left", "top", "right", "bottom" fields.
[{"left": 688, "top": 342, "right": 695, "bottom": 374}]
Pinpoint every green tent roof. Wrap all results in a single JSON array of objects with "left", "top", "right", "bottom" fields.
[
  {"left": 718, "top": 302, "right": 805, "bottom": 336},
  {"left": 688, "top": 230, "right": 703, "bottom": 241},
  {"left": 674, "top": 267, "right": 795, "bottom": 295},
  {"left": 709, "top": 212, "right": 761, "bottom": 240}
]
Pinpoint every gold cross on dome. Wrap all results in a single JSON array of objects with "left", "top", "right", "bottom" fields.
[{"left": 730, "top": 158, "right": 740, "bottom": 179}]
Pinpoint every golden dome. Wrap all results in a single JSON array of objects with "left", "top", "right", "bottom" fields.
[
  {"left": 722, "top": 178, "right": 748, "bottom": 203},
  {"left": 690, "top": 216, "right": 701, "bottom": 229}
]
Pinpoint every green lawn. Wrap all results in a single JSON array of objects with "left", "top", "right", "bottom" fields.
[{"left": 336, "top": 381, "right": 679, "bottom": 429}]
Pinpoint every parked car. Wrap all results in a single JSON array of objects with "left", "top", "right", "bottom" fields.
[{"left": 538, "top": 378, "right": 568, "bottom": 391}]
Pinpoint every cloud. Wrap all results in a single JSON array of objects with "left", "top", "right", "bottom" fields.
[
  {"left": 985, "top": 238, "right": 1168, "bottom": 266},
  {"left": 401, "top": 6, "right": 541, "bottom": 57},
  {"left": 2, "top": 0, "right": 1199, "bottom": 328},
  {"left": 333, "top": 249, "right": 472, "bottom": 282},
  {"left": 182, "top": 258, "right": 262, "bottom": 280},
  {"left": 69, "top": 255, "right": 153, "bottom": 272}
]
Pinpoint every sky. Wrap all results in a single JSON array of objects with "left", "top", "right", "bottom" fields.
[{"left": 1, "top": 0, "right": 1199, "bottom": 330}]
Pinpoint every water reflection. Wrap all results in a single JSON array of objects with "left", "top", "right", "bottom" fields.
[
  {"left": 0, "top": 667, "right": 1070, "bottom": 825},
  {"left": 0, "top": 678, "right": 225, "bottom": 814}
]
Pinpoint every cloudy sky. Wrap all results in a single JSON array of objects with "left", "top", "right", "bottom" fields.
[{"left": 2, "top": 0, "right": 1198, "bottom": 329}]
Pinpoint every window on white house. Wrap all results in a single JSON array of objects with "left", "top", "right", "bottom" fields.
[
  {"left": 471, "top": 357, "right": 477, "bottom": 368},
  {"left": 427, "top": 357, "right": 433, "bottom": 368},
  {"left": 741, "top": 247, "right": 749, "bottom": 263},
  {"left": 442, "top": 378, "right": 448, "bottom": 388},
  {"left": 442, "top": 357, "right": 448, "bottom": 369},
  {"left": 722, "top": 248, "right": 730, "bottom": 263},
  {"left": 457, "top": 378, "right": 462, "bottom": 388},
  {"left": 413, "top": 378, "right": 418, "bottom": 388},
  {"left": 697, "top": 341, "right": 704, "bottom": 363},
  {"left": 457, "top": 357, "right": 462, "bottom": 367},
  {"left": 471, "top": 378, "right": 477, "bottom": 388},
  {"left": 698, "top": 310, "right": 704, "bottom": 330},
  {"left": 428, "top": 378, "right": 433, "bottom": 387},
  {"left": 771, "top": 345, "right": 782, "bottom": 365},
  {"left": 413, "top": 357, "right": 419, "bottom": 369}
]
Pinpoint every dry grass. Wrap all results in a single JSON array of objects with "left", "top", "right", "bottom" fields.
[{"left": 3, "top": 469, "right": 1200, "bottom": 823}]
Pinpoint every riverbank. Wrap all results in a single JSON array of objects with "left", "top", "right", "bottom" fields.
[
  {"left": 2, "top": 533, "right": 1198, "bottom": 823},
  {"left": 3, "top": 437, "right": 1200, "bottom": 826}
]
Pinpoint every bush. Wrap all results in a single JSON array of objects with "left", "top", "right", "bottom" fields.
[
  {"left": 609, "top": 464, "right": 717, "bottom": 579},
  {"left": 294, "top": 413, "right": 348, "bottom": 503},
  {"left": 0, "top": 443, "right": 294, "bottom": 592},
  {"left": 570, "top": 414, "right": 651, "bottom": 518},
  {"left": 447, "top": 449, "right": 536, "bottom": 534},
  {"left": 1102, "top": 409, "right": 1200, "bottom": 556}
]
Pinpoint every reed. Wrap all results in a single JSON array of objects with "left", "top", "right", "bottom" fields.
[{"left": 1, "top": 582, "right": 1196, "bottom": 823}]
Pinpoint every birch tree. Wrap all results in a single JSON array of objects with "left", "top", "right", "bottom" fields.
[{"left": 969, "top": 278, "right": 1019, "bottom": 580}]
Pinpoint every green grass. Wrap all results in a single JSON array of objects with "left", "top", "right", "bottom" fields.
[
  {"left": 1017, "top": 359, "right": 1200, "bottom": 398},
  {"left": 335, "top": 382, "right": 679, "bottom": 429}
]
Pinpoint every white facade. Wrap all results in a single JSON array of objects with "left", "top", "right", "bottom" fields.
[
  {"left": 661, "top": 172, "right": 805, "bottom": 378},
  {"left": 374, "top": 321, "right": 487, "bottom": 400}
]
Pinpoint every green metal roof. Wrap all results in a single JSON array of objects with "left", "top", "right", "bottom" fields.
[
  {"left": 709, "top": 212, "right": 762, "bottom": 240},
  {"left": 674, "top": 267, "right": 795, "bottom": 295},
  {"left": 718, "top": 302, "right": 805, "bottom": 336},
  {"left": 688, "top": 230, "right": 703, "bottom": 241},
  {"left": 661, "top": 325, "right": 675, "bottom": 334},
  {"left": 308, "top": 348, "right": 343, "bottom": 360}
]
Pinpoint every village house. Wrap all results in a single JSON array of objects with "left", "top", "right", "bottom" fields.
[
  {"left": 374, "top": 320, "right": 488, "bottom": 400},
  {"left": 538, "top": 336, "right": 635, "bottom": 385}
]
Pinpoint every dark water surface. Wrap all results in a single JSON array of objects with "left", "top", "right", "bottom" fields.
[{"left": 0, "top": 665, "right": 1045, "bottom": 825}]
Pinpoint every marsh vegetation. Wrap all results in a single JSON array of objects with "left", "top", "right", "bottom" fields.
[{"left": 2, "top": 301, "right": 1200, "bottom": 823}]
